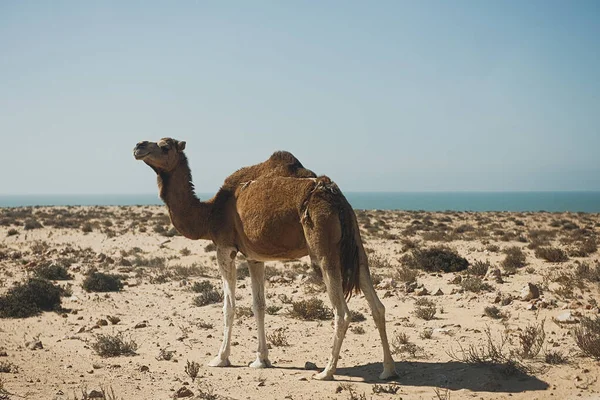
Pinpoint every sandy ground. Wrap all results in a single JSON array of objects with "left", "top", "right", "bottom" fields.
[{"left": 1, "top": 206, "right": 599, "bottom": 400}]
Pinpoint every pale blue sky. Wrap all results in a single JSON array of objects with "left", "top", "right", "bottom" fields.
[{"left": 1, "top": 1, "right": 599, "bottom": 195}]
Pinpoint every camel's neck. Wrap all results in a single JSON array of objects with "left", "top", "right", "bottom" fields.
[{"left": 157, "top": 155, "right": 212, "bottom": 240}]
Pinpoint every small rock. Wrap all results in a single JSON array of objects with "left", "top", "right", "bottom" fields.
[
  {"left": 256, "top": 380, "right": 265, "bottom": 387},
  {"left": 26, "top": 340, "right": 43, "bottom": 350},
  {"left": 526, "top": 303, "right": 537, "bottom": 311},
  {"left": 175, "top": 386, "right": 194, "bottom": 398},
  {"left": 432, "top": 288, "right": 444, "bottom": 296},
  {"left": 377, "top": 278, "right": 396, "bottom": 290},
  {"left": 140, "top": 365, "right": 150, "bottom": 372},
  {"left": 304, "top": 361, "right": 319, "bottom": 370},
  {"left": 88, "top": 390, "right": 104, "bottom": 399},
  {"left": 415, "top": 287, "right": 429, "bottom": 296},
  {"left": 554, "top": 311, "right": 579, "bottom": 324},
  {"left": 404, "top": 281, "right": 417, "bottom": 293},
  {"left": 449, "top": 275, "right": 462, "bottom": 284},
  {"left": 87, "top": 369, "right": 94, "bottom": 374},
  {"left": 520, "top": 283, "right": 540, "bottom": 301},
  {"left": 135, "top": 322, "right": 148, "bottom": 329},
  {"left": 107, "top": 316, "right": 120, "bottom": 325},
  {"left": 96, "top": 319, "right": 108, "bottom": 327},
  {"left": 298, "top": 376, "right": 308, "bottom": 381},
  {"left": 0, "top": 351, "right": 7, "bottom": 357}
]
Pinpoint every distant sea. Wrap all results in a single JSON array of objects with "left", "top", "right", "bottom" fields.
[{"left": 1, "top": 192, "right": 599, "bottom": 212}]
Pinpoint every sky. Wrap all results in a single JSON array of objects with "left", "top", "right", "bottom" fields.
[{"left": 1, "top": 1, "right": 599, "bottom": 195}]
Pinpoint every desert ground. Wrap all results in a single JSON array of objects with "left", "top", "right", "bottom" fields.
[{"left": 0, "top": 206, "right": 599, "bottom": 400}]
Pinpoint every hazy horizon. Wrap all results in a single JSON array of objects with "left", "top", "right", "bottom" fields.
[{"left": 2, "top": 1, "right": 599, "bottom": 195}]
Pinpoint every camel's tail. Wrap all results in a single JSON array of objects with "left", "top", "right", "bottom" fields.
[{"left": 338, "top": 193, "right": 361, "bottom": 300}]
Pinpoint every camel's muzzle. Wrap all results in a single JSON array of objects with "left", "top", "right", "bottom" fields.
[{"left": 133, "top": 141, "right": 150, "bottom": 160}]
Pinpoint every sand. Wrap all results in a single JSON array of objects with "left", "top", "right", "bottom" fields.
[{"left": 1, "top": 206, "right": 599, "bottom": 400}]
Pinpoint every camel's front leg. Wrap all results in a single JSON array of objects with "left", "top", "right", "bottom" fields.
[
  {"left": 208, "top": 246, "right": 237, "bottom": 367},
  {"left": 247, "top": 260, "right": 271, "bottom": 368}
]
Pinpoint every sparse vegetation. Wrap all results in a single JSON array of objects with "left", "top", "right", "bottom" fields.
[
  {"left": 267, "top": 327, "right": 289, "bottom": 347},
  {"left": 469, "top": 260, "right": 490, "bottom": 276},
  {"left": 517, "top": 319, "right": 545, "bottom": 359},
  {"left": 573, "top": 316, "right": 600, "bottom": 359},
  {"left": 191, "top": 280, "right": 223, "bottom": 307},
  {"left": 0, "top": 278, "right": 63, "bottom": 318},
  {"left": 501, "top": 246, "right": 527, "bottom": 273},
  {"left": 535, "top": 247, "right": 569, "bottom": 263},
  {"left": 544, "top": 350, "right": 568, "bottom": 364},
  {"left": 33, "top": 262, "right": 73, "bottom": 280},
  {"left": 461, "top": 276, "right": 493, "bottom": 293},
  {"left": 82, "top": 271, "right": 123, "bottom": 292},
  {"left": 404, "top": 246, "right": 469, "bottom": 273},
  {"left": 91, "top": 333, "right": 138, "bottom": 357},
  {"left": 184, "top": 360, "right": 201, "bottom": 382},
  {"left": 289, "top": 298, "right": 333, "bottom": 320},
  {"left": 413, "top": 298, "right": 437, "bottom": 320},
  {"left": 484, "top": 306, "right": 505, "bottom": 320}
]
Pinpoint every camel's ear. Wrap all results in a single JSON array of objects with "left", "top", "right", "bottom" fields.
[{"left": 176, "top": 141, "right": 186, "bottom": 152}]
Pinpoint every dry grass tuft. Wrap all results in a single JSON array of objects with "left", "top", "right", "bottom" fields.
[
  {"left": 184, "top": 360, "right": 201, "bottom": 382},
  {"left": 517, "top": 319, "right": 545, "bottom": 359},
  {"left": 267, "top": 327, "right": 289, "bottom": 347},
  {"left": 501, "top": 246, "right": 527, "bottom": 273},
  {"left": 191, "top": 280, "right": 223, "bottom": 307},
  {"left": 289, "top": 298, "right": 333, "bottom": 320},
  {"left": 535, "top": 247, "right": 569, "bottom": 263},
  {"left": 413, "top": 298, "right": 437, "bottom": 320},
  {"left": 573, "top": 316, "right": 600, "bottom": 359},
  {"left": 91, "top": 333, "right": 138, "bottom": 357}
]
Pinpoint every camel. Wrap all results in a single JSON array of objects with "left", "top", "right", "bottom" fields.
[{"left": 133, "top": 138, "right": 397, "bottom": 380}]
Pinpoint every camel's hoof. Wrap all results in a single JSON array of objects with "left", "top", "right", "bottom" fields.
[
  {"left": 379, "top": 368, "right": 399, "bottom": 380},
  {"left": 312, "top": 371, "right": 334, "bottom": 381},
  {"left": 249, "top": 358, "right": 272, "bottom": 368},
  {"left": 208, "top": 356, "right": 230, "bottom": 367}
]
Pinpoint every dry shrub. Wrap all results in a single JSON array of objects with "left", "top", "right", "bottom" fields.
[
  {"left": 33, "top": 262, "right": 73, "bottom": 280},
  {"left": 184, "top": 360, "right": 200, "bottom": 382},
  {"left": 0, "top": 278, "right": 63, "bottom": 318},
  {"left": 461, "top": 276, "right": 493, "bottom": 293},
  {"left": 6, "top": 228, "right": 18, "bottom": 237},
  {"left": 447, "top": 327, "right": 529, "bottom": 375},
  {"left": 405, "top": 246, "right": 468, "bottom": 273},
  {"left": 501, "top": 246, "right": 527, "bottom": 273},
  {"left": 179, "top": 247, "right": 192, "bottom": 256},
  {"left": 469, "top": 260, "right": 491, "bottom": 276},
  {"left": 289, "top": 298, "right": 333, "bottom": 320},
  {"left": 92, "top": 333, "right": 138, "bottom": 357},
  {"left": 191, "top": 280, "right": 223, "bottom": 307},
  {"left": 396, "top": 265, "right": 418, "bottom": 283},
  {"left": 350, "top": 325, "right": 365, "bottom": 334},
  {"left": 574, "top": 261, "right": 600, "bottom": 282},
  {"left": 236, "top": 306, "right": 253, "bottom": 318},
  {"left": 535, "top": 247, "right": 569, "bottom": 263},
  {"left": 419, "top": 328, "right": 433, "bottom": 339},
  {"left": 23, "top": 219, "right": 43, "bottom": 230},
  {"left": 486, "top": 244, "right": 500, "bottom": 253},
  {"left": 204, "top": 243, "right": 216, "bottom": 252},
  {"left": 349, "top": 310, "right": 366, "bottom": 322},
  {"left": 569, "top": 238, "right": 597, "bottom": 257},
  {"left": 544, "top": 350, "right": 568, "bottom": 364},
  {"left": 266, "top": 305, "right": 282, "bottom": 315},
  {"left": 0, "top": 361, "right": 18, "bottom": 373},
  {"left": 517, "top": 319, "right": 545, "bottom": 359},
  {"left": 573, "top": 316, "right": 600, "bottom": 359},
  {"left": 82, "top": 272, "right": 123, "bottom": 292},
  {"left": 267, "top": 327, "right": 289, "bottom": 347},
  {"left": 414, "top": 298, "right": 436, "bottom": 320},
  {"left": 372, "top": 383, "right": 400, "bottom": 394},
  {"left": 484, "top": 306, "right": 505, "bottom": 320}
]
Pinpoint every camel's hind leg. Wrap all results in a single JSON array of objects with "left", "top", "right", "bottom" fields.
[
  {"left": 312, "top": 258, "right": 350, "bottom": 381},
  {"left": 208, "top": 246, "right": 237, "bottom": 367},
  {"left": 359, "top": 260, "right": 397, "bottom": 379},
  {"left": 247, "top": 260, "right": 271, "bottom": 368}
]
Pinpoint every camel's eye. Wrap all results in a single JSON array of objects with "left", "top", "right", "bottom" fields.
[{"left": 161, "top": 146, "right": 170, "bottom": 152}]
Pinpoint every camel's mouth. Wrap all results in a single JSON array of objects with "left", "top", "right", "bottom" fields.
[{"left": 133, "top": 148, "right": 151, "bottom": 160}]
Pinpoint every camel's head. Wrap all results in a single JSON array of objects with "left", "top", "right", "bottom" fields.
[{"left": 133, "top": 138, "right": 187, "bottom": 172}]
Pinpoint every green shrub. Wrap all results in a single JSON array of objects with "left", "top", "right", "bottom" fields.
[
  {"left": 0, "top": 278, "right": 62, "bottom": 318},
  {"left": 82, "top": 272, "right": 123, "bottom": 292}
]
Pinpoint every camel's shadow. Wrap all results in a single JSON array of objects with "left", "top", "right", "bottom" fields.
[
  {"left": 335, "top": 361, "right": 549, "bottom": 393},
  {"left": 277, "top": 361, "right": 549, "bottom": 393}
]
